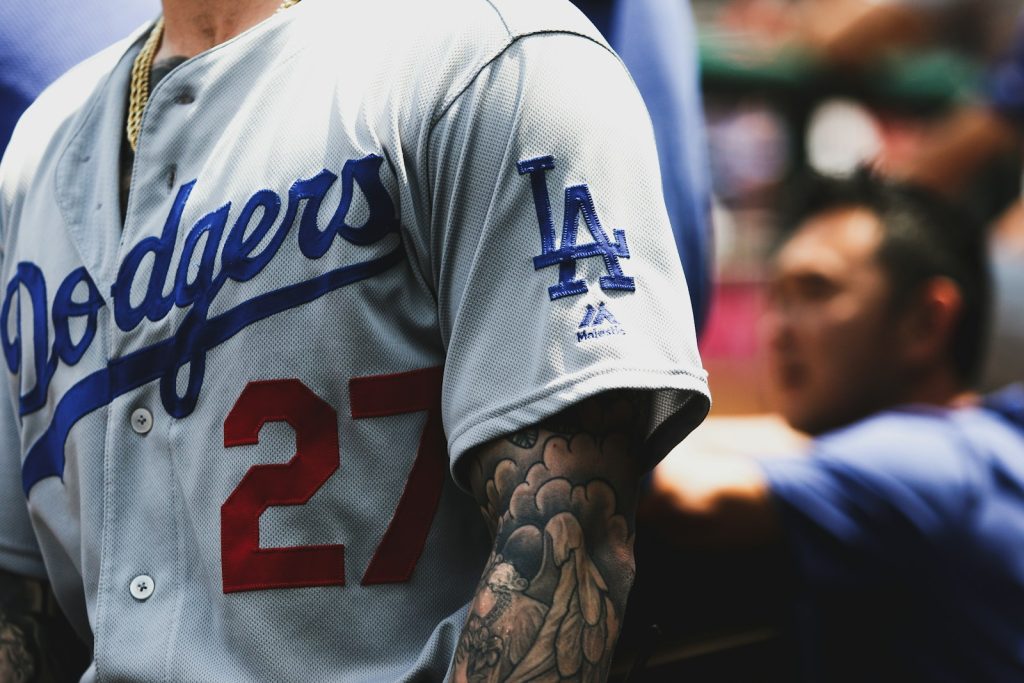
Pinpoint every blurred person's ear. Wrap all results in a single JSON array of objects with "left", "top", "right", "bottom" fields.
[
  {"left": 896, "top": 277, "right": 963, "bottom": 373},
  {"left": 982, "top": 202, "right": 1024, "bottom": 391},
  {"left": 992, "top": 199, "right": 1024, "bottom": 257}
]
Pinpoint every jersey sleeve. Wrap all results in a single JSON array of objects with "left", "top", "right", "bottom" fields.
[
  {"left": 758, "top": 414, "right": 979, "bottom": 589},
  {"left": 428, "top": 31, "right": 710, "bottom": 478}
]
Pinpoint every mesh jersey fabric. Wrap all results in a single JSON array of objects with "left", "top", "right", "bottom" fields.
[
  {"left": 760, "top": 402, "right": 1024, "bottom": 682},
  {"left": 431, "top": 33, "right": 709, "bottom": 469},
  {"left": 0, "top": 0, "right": 710, "bottom": 680}
]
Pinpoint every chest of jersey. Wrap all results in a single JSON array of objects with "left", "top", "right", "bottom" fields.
[{"left": 1, "top": 19, "right": 488, "bottom": 682}]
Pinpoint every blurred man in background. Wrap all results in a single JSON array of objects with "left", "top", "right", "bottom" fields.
[
  {"left": 644, "top": 171, "right": 1024, "bottom": 682},
  {"left": 885, "top": 9, "right": 1024, "bottom": 390}
]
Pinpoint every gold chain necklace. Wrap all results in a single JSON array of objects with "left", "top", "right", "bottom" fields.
[{"left": 126, "top": 0, "right": 301, "bottom": 152}]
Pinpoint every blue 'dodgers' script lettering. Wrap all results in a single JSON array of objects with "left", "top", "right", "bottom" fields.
[{"left": 5, "top": 154, "right": 403, "bottom": 494}]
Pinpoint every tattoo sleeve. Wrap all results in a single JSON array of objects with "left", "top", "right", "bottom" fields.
[
  {"left": 0, "top": 570, "right": 88, "bottom": 683},
  {"left": 454, "top": 391, "right": 649, "bottom": 683}
]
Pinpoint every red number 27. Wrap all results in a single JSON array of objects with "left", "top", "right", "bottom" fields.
[{"left": 220, "top": 367, "right": 445, "bottom": 593}]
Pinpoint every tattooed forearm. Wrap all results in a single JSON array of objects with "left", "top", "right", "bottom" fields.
[
  {"left": 0, "top": 614, "right": 34, "bottom": 683},
  {"left": 0, "top": 570, "right": 88, "bottom": 683},
  {"left": 455, "top": 391, "right": 650, "bottom": 683}
]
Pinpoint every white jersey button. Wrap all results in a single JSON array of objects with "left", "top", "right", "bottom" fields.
[
  {"left": 129, "top": 574, "right": 155, "bottom": 601},
  {"left": 131, "top": 408, "right": 153, "bottom": 435}
]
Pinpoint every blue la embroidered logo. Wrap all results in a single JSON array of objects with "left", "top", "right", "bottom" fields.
[
  {"left": 576, "top": 302, "right": 626, "bottom": 343},
  {"left": 517, "top": 156, "right": 635, "bottom": 301}
]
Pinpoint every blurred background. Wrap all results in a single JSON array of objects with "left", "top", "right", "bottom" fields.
[
  {"left": 696, "top": 0, "right": 1024, "bottom": 417},
  {"left": 597, "top": 0, "right": 1024, "bottom": 679},
  {"left": 692, "top": 0, "right": 1024, "bottom": 414}
]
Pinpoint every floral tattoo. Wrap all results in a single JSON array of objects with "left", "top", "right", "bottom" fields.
[{"left": 455, "top": 392, "right": 649, "bottom": 682}]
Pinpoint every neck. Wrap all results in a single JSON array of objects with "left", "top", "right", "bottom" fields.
[
  {"left": 157, "top": 0, "right": 282, "bottom": 60},
  {"left": 896, "top": 365, "right": 969, "bottom": 410}
]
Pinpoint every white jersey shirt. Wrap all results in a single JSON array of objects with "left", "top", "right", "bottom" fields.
[{"left": 0, "top": 0, "right": 710, "bottom": 680}]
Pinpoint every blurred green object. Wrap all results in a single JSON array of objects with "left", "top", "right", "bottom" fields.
[
  {"left": 700, "top": 31, "right": 982, "bottom": 109},
  {"left": 869, "top": 50, "right": 982, "bottom": 106},
  {"left": 699, "top": 32, "right": 820, "bottom": 92}
]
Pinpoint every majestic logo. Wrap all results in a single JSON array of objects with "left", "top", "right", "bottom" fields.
[
  {"left": 517, "top": 156, "right": 635, "bottom": 301},
  {"left": 5, "top": 154, "right": 403, "bottom": 494},
  {"left": 576, "top": 302, "right": 625, "bottom": 343}
]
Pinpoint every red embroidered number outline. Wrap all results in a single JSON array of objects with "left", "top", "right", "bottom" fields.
[
  {"left": 221, "top": 380, "right": 345, "bottom": 593},
  {"left": 350, "top": 367, "right": 446, "bottom": 585},
  {"left": 221, "top": 369, "right": 445, "bottom": 593}
]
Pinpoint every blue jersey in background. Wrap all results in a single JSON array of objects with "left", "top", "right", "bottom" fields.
[
  {"left": 0, "top": 0, "right": 159, "bottom": 156},
  {"left": 761, "top": 387, "right": 1024, "bottom": 682}
]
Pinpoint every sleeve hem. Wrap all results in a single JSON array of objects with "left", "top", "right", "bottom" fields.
[{"left": 447, "top": 365, "right": 710, "bottom": 485}]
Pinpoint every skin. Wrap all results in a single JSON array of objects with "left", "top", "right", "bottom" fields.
[
  {"left": 0, "top": 570, "right": 89, "bottom": 682},
  {"left": 156, "top": 0, "right": 284, "bottom": 63},
  {"left": 119, "top": 0, "right": 281, "bottom": 209},
  {"left": 797, "top": 0, "right": 932, "bottom": 69},
  {"left": 2, "top": 4, "right": 237, "bottom": 676},
  {"left": 885, "top": 106, "right": 1023, "bottom": 199},
  {"left": 765, "top": 207, "right": 903, "bottom": 436},
  {"left": 645, "top": 206, "right": 967, "bottom": 545},
  {"left": 721, "top": 0, "right": 933, "bottom": 68},
  {"left": 454, "top": 392, "right": 648, "bottom": 683}
]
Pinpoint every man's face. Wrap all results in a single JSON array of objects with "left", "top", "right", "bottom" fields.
[{"left": 765, "top": 207, "right": 900, "bottom": 435}]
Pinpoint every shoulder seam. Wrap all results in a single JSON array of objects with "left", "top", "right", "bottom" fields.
[{"left": 429, "top": 29, "right": 617, "bottom": 131}]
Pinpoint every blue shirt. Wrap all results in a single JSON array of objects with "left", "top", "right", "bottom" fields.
[
  {"left": 0, "top": 0, "right": 158, "bottom": 156},
  {"left": 988, "top": 12, "right": 1024, "bottom": 125},
  {"left": 570, "top": 0, "right": 714, "bottom": 335},
  {"left": 761, "top": 388, "right": 1024, "bottom": 682}
]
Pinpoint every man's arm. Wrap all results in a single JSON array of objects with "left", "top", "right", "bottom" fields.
[
  {"left": 642, "top": 451, "right": 781, "bottom": 550},
  {"left": 638, "top": 415, "right": 806, "bottom": 549},
  {"left": 0, "top": 569, "right": 88, "bottom": 683},
  {"left": 643, "top": 450, "right": 778, "bottom": 552},
  {"left": 452, "top": 391, "right": 649, "bottom": 683},
  {"left": 886, "top": 106, "right": 1022, "bottom": 198},
  {"left": 798, "top": 0, "right": 935, "bottom": 68}
]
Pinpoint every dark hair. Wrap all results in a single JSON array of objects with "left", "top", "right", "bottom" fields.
[{"left": 786, "top": 169, "right": 991, "bottom": 387}]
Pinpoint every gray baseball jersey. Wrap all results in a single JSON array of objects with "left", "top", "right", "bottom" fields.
[{"left": 0, "top": 0, "right": 710, "bottom": 680}]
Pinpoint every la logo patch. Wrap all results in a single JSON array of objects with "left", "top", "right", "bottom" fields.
[{"left": 517, "top": 156, "right": 635, "bottom": 301}]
